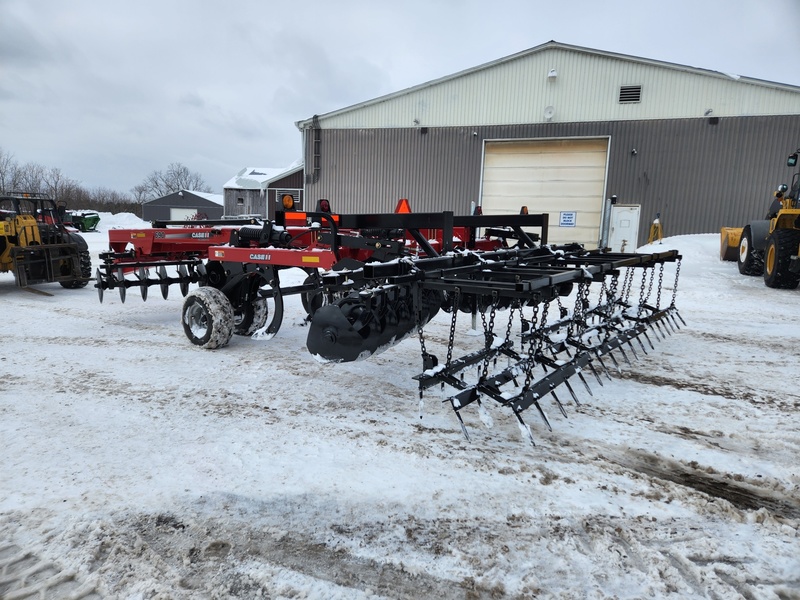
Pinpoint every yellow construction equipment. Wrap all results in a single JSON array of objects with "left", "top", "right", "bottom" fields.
[
  {"left": 0, "top": 191, "right": 91, "bottom": 289},
  {"left": 720, "top": 149, "right": 800, "bottom": 289}
]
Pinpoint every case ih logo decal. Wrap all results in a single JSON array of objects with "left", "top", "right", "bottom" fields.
[
  {"left": 249, "top": 253, "right": 271, "bottom": 260},
  {"left": 191, "top": 232, "right": 211, "bottom": 239}
]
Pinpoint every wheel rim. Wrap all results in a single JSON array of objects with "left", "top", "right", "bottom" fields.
[
  {"left": 739, "top": 237, "right": 749, "bottom": 262},
  {"left": 766, "top": 244, "right": 776, "bottom": 275},
  {"left": 185, "top": 301, "right": 210, "bottom": 338}
]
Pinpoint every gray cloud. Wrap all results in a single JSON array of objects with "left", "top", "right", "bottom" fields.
[{"left": 0, "top": 0, "right": 797, "bottom": 193}]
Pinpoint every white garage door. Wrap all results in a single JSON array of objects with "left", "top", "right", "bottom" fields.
[
  {"left": 170, "top": 208, "right": 198, "bottom": 220},
  {"left": 480, "top": 138, "right": 609, "bottom": 248}
]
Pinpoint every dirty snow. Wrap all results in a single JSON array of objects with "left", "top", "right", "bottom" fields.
[{"left": 1, "top": 213, "right": 799, "bottom": 599}]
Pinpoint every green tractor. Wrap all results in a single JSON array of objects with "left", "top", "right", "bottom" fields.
[{"left": 64, "top": 209, "right": 101, "bottom": 232}]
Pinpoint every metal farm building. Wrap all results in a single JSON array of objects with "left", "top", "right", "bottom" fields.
[{"left": 295, "top": 41, "right": 800, "bottom": 250}]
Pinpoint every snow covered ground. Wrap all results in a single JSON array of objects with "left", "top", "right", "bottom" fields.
[{"left": 1, "top": 213, "right": 799, "bottom": 599}]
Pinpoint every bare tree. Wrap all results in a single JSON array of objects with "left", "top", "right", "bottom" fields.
[
  {"left": 0, "top": 147, "right": 15, "bottom": 193},
  {"left": 132, "top": 162, "right": 212, "bottom": 201},
  {"left": 15, "top": 161, "right": 46, "bottom": 194}
]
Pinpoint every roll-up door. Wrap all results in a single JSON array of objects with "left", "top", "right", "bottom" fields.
[{"left": 480, "top": 138, "right": 609, "bottom": 248}]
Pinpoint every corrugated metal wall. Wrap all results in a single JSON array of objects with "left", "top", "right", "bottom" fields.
[{"left": 304, "top": 115, "right": 800, "bottom": 243}]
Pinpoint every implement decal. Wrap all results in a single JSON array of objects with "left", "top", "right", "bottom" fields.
[{"left": 301, "top": 256, "right": 320, "bottom": 264}]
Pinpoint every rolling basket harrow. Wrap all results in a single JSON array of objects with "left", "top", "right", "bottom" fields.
[{"left": 96, "top": 203, "right": 683, "bottom": 443}]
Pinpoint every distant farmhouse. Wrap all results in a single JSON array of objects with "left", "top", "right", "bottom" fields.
[
  {"left": 295, "top": 40, "right": 800, "bottom": 250},
  {"left": 222, "top": 163, "right": 304, "bottom": 220},
  {"left": 141, "top": 190, "right": 224, "bottom": 222}
]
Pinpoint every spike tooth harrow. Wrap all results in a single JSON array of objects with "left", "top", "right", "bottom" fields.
[{"left": 403, "top": 254, "right": 683, "bottom": 443}]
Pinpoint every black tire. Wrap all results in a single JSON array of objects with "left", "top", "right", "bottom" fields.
[
  {"left": 764, "top": 229, "right": 800, "bottom": 289},
  {"left": 737, "top": 225, "right": 764, "bottom": 276},
  {"left": 182, "top": 286, "right": 234, "bottom": 348},
  {"left": 59, "top": 250, "right": 92, "bottom": 288},
  {"left": 233, "top": 297, "right": 268, "bottom": 335}
]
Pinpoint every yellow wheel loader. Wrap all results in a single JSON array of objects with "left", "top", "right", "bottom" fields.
[
  {"left": 0, "top": 191, "right": 91, "bottom": 289},
  {"left": 720, "top": 149, "right": 800, "bottom": 289}
]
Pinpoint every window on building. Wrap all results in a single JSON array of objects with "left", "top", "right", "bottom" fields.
[
  {"left": 619, "top": 85, "right": 642, "bottom": 103},
  {"left": 237, "top": 197, "right": 244, "bottom": 205}
]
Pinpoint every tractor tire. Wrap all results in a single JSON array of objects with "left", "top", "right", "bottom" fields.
[
  {"left": 737, "top": 225, "right": 764, "bottom": 276},
  {"left": 60, "top": 250, "right": 92, "bottom": 289},
  {"left": 233, "top": 297, "right": 268, "bottom": 335},
  {"left": 764, "top": 229, "right": 800, "bottom": 289},
  {"left": 182, "top": 286, "right": 234, "bottom": 349}
]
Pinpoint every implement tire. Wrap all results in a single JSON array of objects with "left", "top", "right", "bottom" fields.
[
  {"left": 737, "top": 225, "right": 764, "bottom": 276},
  {"left": 182, "top": 286, "right": 234, "bottom": 348},
  {"left": 764, "top": 229, "right": 800, "bottom": 289},
  {"left": 234, "top": 297, "right": 268, "bottom": 336}
]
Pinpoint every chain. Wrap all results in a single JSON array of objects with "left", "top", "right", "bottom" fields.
[
  {"left": 656, "top": 263, "right": 664, "bottom": 309},
  {"left": 523, "top": 300, "right": 549, "bottom": 391},
  {"left": 637, "top": 268, "right": 648, "bottom": 318},
  {"left": 504, "top": 302, "right": 519, "bottom": 345},
  {"left": 576, "top": 280, "right": 591, "bottom": 336},
  {"left": 621, "top": 267, "right": 634, "bottom": 302},
  {"left": 445, "top": 288, "right": 460, "bottom": 367},
  {"left": 608, "top": 271, "right": 619, "bottom": 307},
  {"left": 670, "top": 258, "right": 681, "bottom": 308},
  {"left": 480, "top": 294, "right": 499, "bottom": 379},
  {"left": 417, "top": 325, "right": 428, "bottom": 358},
  {"left": 555, "top": 295, "right": 568, "bottom": 319}
]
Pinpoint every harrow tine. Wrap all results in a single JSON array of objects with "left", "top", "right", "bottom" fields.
[
  {"left": 642, "top": 328, "right": 655, "bottom": 350},
  {"left": 673, "top": 308, "right": 687, "bottom": 327},
  {"left": 563, "top": 378, "right": 582, "bottom": 406},
  {"left": 652, "top": 319, "right": 667, "bottom": 340},
  {"left": 625, "top": 333, "right": 640, "bottom": 360},
  {"left": 592, "top": 351, "right": 613, "bottom": 380},
  {"left": 523, "top": 391, "right": 552, "bottom": 432},
  {"left": 576, "top": 369, "right": 594, "bottom": 396},
  {"left": 603, "top": 349, "right": 621, "bottom": 375},
  {"left": 451, "top": 403, "right": 471, "bottom": 442},
  {"left": 634, "top": 332, "right": 648, "bottom": 355},
  {"left": 158, "top": 265, "right": 169, "bottom": 300},
  {"left": 617, "top": 344, "right": 633, "bottom": 367},
  {"left": 549, "top": 388, "right": 568, "bottom": 418},
  {"left": 514, "top": 411, "right": 536, "bottom": 446}
]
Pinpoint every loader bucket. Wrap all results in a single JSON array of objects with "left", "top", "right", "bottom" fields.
[{"left": 720, "top": 227, "right": 742, "bottom": 262}]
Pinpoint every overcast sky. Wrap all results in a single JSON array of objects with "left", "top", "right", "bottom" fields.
[{"left": 2, "top": 0, "right": 799, "bottom": 195}]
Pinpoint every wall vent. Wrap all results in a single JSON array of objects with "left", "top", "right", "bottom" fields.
[{"left": 619, "top": 85, "right": 642, "bottom": 103}]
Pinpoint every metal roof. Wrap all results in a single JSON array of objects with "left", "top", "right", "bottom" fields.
[{"left": 296, "top": 41, "right": 800, "bottom": 129}]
